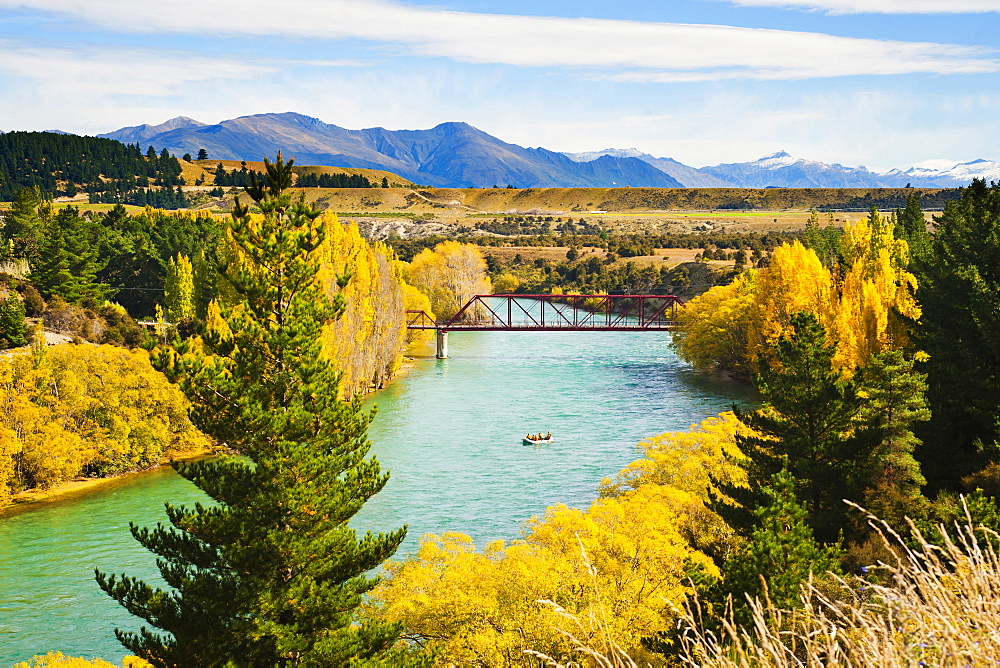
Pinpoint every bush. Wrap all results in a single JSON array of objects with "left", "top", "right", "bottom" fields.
[{"left": 20, "top": 284, "right": 46, "bottom": 316}]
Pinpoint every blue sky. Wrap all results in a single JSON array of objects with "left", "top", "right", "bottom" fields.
[{"left": 0, "top": 0, "right": 997, "bottom": 170}]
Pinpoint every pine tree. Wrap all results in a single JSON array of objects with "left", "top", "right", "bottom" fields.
[
  {"left": 30, "top": 206, "right": 114, "bottom": 304},
  {"left": 96, "top": 155, "right": 417, "bottom": 666},
  {"left": 2, "top": 186, "right": 51, "bottom": 260},
  {"left": 713, "top": 312, "right": 873, "bottom": 543},
  {"left": 914, "top": 179, "right": 1000, "bottom": 491},
  {"left": 856, "top": 348, "right": 930, "bottom": 528},
  {"left": 720, "top": 466, "right": 842, "bottom": 626},
  {"left": 0, "top": 295, "right": 28, "bottom": 348},
  {"left": 893, "top": 193, "right": 929, "bottom": 261}
]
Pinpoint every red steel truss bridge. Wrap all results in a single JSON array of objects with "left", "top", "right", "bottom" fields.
[{"left": 407, "top": 294, "right": 684, "bottom": 356}]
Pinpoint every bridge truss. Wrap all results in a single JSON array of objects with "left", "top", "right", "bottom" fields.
[{"left": 405, "top": 294, "right": 684, "bottom": 332}]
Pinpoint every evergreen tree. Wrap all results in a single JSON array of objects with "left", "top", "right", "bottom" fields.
[
  {"left": 2, "top": 186, "right": 51, "bottom": 260},
  {"left": 96, "top": 155, "right": 416, "bottom": 665},
  {"left": 197, "top": 148, "right": 208, "bottom": 160},
  {"left": 914, "top": 179, "right": 1000, "bottom": 491},
  {"left": 30, "top": 206, "right": 114, "bottom": 304},
  {"left": 714, "top": 312, "right": 872, "bottom": 543},
  {"left": 0, "top": 294, "right": 28, "bottom": 348},
  {"left": 893, "top": 193, "right": 930, "bottom": 261},
  {"left": 720, "top": 466, "right": 842, "bottom": 626},
  {"left": 856, "top": 348, "right": 931, "bottom": 528}
]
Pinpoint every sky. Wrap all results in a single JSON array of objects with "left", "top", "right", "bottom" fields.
[{"left": 0, "top": 0, "right": 998, "bottom": 170}]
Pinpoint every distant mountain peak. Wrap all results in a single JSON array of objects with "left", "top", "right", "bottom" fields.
[
  {"left": 94, "top": 112, "right": 997, "bottom": 189},
  {"left": 563, "top": 147, "right": 651, "bottom": 162}
]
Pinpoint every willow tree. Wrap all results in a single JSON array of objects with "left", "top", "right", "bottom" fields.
[{"left": 97, "top": 155, "right": 416, "bottom": 666}]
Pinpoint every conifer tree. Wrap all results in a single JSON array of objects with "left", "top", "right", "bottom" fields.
[
  {"left": 720, "top": 466, "right": 842, "bottom": 626},
  {"left": 893, "top": 193, "right": 929, "bottom": 261},
  {"left": 31, "top": 206, "right": 114, "bottom": 304},
  {"left": 714, "top": 312, "right": 873, "bottom": 543},
  {"left": 96, "top": 155, "right": 416, "bottom": 666},
  {"left": 0, "top": 294, "right": 28, "bottom": 349},
  {"left": 2, "top": 186, "right": 51, "bottom": 260},
  {"left": 914, "top": 179, "right": 1000, "bottom": 491},
  {"left": 856, "top": 348, "right": 930, "bottom": 528}
]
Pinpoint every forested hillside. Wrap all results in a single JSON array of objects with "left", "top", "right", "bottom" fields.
[{"left": 0, "top": 132, "right": 183, "bottom": 205}]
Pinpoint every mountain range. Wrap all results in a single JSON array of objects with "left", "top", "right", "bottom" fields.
[{"left": 98, "top": 112, "right": 999, "bottom": 189}]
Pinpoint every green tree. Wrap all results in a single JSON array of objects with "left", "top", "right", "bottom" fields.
[
  {"left": 893, "top": 193, "right": 929, "bottom": 261},
  {"left": 163, "top": 254, "right": 195, "bottom": 325},
  {"left": 2, "top": 186, "right": 51, "bottom": 260},
  {"left": 720, "top": 466, "right": 842, "bottom": 626},
  {"left": 96, "top": 155, "right": 416, "bottom": 666},
  {"left": 0, "top": 295, "right": 28, "bottom": 348},
  {"left": 197, "top": 148, "right": 208, "bottom": 161},
  {"left": 714, "top": 312, "right": 872, "bottom": 543},
  {"left": 914, "top": 179, "right": 1000, "bottom": 491},
  {"left": 30, "top": 206, "right": 114, "bottom": 304},
  {"left": 856, "top": 348, "right": 930, "bottom": 528}
]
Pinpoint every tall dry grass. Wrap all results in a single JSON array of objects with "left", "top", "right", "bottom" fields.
[{"left": 678, "top": 504, "right": 1000, "bottom": 667}]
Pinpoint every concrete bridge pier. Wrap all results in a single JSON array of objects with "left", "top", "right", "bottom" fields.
[{"left": 436, "top": 329, "right": 449, "bottom": 359}]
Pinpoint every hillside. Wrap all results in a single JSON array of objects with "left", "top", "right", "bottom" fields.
[
  {"left": 99, "top": 113, "right": 684, "bottom": 189},
  {"left": 271, "top": 185, "right": 960, "bottom": 215},
  {"left": 0, "top": 131, "right": 183, "bottom": 201},
  {"left": 178, "top": 159, "right": 413, "bottom": 188}
]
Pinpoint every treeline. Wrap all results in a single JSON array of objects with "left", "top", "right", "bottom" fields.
[
  {"left": 88, "top": 185, "right": 189, "bottom": 209},
  {"left": 1, "top": 189, "right": 223, "bottom": 317},
  {"left": 211, "top": 162, "right": 264, "bottom": 187},
  {"left": 0, "top": 132, "right": 183, "bottom": 200},
  {"left": 210, "top": 163, "right": 383, "bottom": 189},
  {"left": 295, "top": 171, "right": 374, "bottom": 188},
  {"left": 487, "top": 252, "right": 712, "bottom": 296}
]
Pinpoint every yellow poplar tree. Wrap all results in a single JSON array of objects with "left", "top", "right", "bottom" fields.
[
  {"left": 406, "top": 241, "right": 492, "bottom": 321},
  {"left": 833, "top": 211, "right": 920, "bottom": 372},
  {"left": 164, "top": 254, "right": 196, "bottom": 324},
  {"left": 747, "top": 240, "right": 835, "bottom": 367}
]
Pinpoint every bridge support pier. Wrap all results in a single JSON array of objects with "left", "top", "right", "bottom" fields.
[{"left": 436, "top": 329, "right": 449, "bottom": 359}]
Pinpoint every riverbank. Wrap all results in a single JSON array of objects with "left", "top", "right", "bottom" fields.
[
  {"left": 2, "top": 342, "right": 434, "bottom": 515},
  {"left": 1, "top": 445, "right": 216, "bottom": 515}
]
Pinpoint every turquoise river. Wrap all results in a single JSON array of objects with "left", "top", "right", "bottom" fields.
[{"left": 0, "top": 318, "right": 752, "bottom": 665}]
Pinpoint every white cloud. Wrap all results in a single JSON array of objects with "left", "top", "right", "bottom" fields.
[
  {"left": 0, "top": 0, "right": 996, "bottom": 81},
  {"left": 711, "top": 0, "right": 1000, "bottom": 14},
  {"left": 0, "top": 40, "right": 271, "bottom": 96}
]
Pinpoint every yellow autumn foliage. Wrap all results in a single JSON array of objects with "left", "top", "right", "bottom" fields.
[
  {"left": 833, "top": 211, "right": 920, "bottom": 372},
  {"left": 601, "top": 411, "right": 753, "bottom": 559},
  {"left": 0, "top": 344, "right": 207, "bottom": 501},
  {"left": 405, "top": 241, "right": 492, "bottom": 321},
  {"left": 367, "top": 451, "right": 728, "bottom": 663},
  {"left": 676, "top": 219, "right": 919, "bottom": 376},
  {"left": 365, "top": 413, "right": 765, "bottom": 664},
  {"left": 13, "top": 653, "right": 150, "bottom": 668}
]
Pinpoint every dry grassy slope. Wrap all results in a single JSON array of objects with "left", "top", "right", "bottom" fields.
[
  {"left": 450, "top": 186, "right": 949, "bottom": 212},
  {"left": 181, "top": 160, "right": 412, "bottom": 187},
  {"left": 274, "top": 185, "right": 950, "bottom": 215}
]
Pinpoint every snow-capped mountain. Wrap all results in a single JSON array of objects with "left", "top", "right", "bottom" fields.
[
  {"left": 700, "top": 151, "right": 892, "bottom": 188},
  {"left": 883, "top": 159, "right": 1000, "bottom": 188}
]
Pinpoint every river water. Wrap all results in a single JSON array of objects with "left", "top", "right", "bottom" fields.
[{"left": 0, "top": 317, "right": 751, "bottom": 665}]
